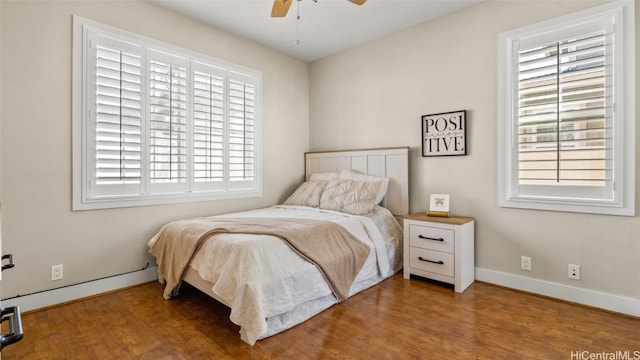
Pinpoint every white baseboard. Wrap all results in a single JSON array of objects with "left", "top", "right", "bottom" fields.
[
  {"left": 2, "top": 266, "right": 158, "bottom": 312},
  {"left": 475, "top": 267, "right": 640, "bottom": 317},
  {"left": 5, "top": 266, "right": 638, "bottom": 318}
]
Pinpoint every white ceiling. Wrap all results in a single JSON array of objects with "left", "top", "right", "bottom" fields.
[{"left": 151, "top": 0, "right": 482, "bottom": 62}]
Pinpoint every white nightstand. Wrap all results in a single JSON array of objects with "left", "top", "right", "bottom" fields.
[{"left": 403, "top": 213, "right": 475, "bottom": 293}]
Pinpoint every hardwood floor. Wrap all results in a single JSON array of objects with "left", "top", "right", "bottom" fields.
[{"left": 4, "top": 274, "right": 639, "bottom": 359}]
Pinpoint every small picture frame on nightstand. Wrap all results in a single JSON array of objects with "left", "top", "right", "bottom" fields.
[{"left": 427, "top": 194, "right": 450, "bottom": 217}]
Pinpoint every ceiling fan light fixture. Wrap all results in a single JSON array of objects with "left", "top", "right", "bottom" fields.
[
  {"left": 272, "top": 0, "right": 368, "bottom": 46},
  {"left": 271, "top": 0, "right": 367, "bottom": 18}
]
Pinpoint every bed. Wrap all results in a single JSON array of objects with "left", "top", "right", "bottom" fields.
[{"left": 148, "top": 147, "right": 409, "bottom": 345}]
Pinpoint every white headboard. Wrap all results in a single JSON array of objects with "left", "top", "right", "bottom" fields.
[{"left": 305, "top": 147, "right": 409, "bottom": 216}]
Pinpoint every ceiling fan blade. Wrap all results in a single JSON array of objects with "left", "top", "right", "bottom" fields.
[
  {"left": 271, "top": 0, "right": 293, "bottom": 17},
  {"left": 348, "top": 0, "right": 367, "bottom": 5}
]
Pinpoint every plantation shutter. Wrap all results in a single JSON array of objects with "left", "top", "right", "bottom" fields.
[
  {"left": 191, "top": 62, "right": 226, "bottom": 191},
  {"left": 74, "top": 16, "right": 262, "bottom": 209},
  {"left": 498, "top": 2, "right": 634, "bottom": 215},
  {"left": 517, "top": 25, "right": 612, "bottom": 189},
  {"left": 147, "top": 50, "right": 188, "bottom": 192},
  {"left": 227, "top": 72, "right": 256, "bottom": 190},
  {"left": 91, "top": 35, "right": 143, "bottom": 196}
]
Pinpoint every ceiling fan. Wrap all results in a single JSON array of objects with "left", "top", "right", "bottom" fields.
[{"left": 271, "top": 0, "right": 367, "bottom": 18}]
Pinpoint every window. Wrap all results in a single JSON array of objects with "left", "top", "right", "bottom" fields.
[
  {"left": 72, "top": 16, "right": 262, "bottom": 210},
  {"left": 498, "top": 1, "right": 635, "bottom": 216}
]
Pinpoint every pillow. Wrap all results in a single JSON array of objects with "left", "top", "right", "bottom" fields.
[
  {"left": 319, "top": 179, "right": 381, "bottom": 215},
  {"left": 338, "top": 169, "right": 389, "bottom": 204},
  {"left": 309, "top": 172, "right": 337, "bottom": 181},
  {"left": 283, "top": 181, "right": 327, "bottom": 207}
]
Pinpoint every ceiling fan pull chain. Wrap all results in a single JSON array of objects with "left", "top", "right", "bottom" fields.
[{"left": 295, "top": 0, "right": 301, "bottom": 45}]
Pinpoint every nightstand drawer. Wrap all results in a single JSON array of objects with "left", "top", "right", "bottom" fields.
[
  {"left": 408, "top": 248, "right": 454, "bottom": 277},
  {"left": 409, "top": 224, "right": 454, "bottom": 253}
]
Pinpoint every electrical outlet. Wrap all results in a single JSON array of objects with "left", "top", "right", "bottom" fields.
[
  {"left": 520, "top": 256, "right": 531, "bottom": 271},
  {"left": 568, "top": 264, "right": 580, "bottom": 280},
  {"left": 51, "top": 264, "right": 63, "bottom": 281}
]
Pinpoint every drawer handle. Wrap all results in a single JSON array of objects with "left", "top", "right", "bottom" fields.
[
  {"left": 418, "top": 235, "right": 444, "bottom": 242},
  {"left": 418, "top": 256, "right": 444, "bottom": 265}
]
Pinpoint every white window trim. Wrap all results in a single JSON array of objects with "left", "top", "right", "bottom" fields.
[
  {"left": 72, "top": 16, "right": 263, "bottom": 210},
  {"left": 498, "top": 1, "right": 635, "bottom": 216}
]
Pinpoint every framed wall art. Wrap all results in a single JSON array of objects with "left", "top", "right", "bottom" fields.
[{"left": 422, "top": 110, "right": 467, "bottom": 157}]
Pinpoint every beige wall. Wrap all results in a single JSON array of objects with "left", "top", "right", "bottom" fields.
[
  {"left": 310, "top": 0, "right": 640, "bottom": 300},
  {"left": 0, "top": 1, "right": 309, "bottom": 297}
]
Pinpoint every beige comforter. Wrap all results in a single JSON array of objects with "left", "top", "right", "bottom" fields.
[{"left": 148, "top": 217, "right": 371, "bottom": 302}]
